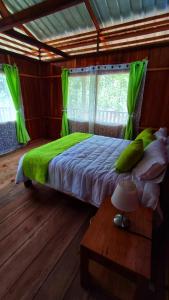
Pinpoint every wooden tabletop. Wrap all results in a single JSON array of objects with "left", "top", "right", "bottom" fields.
[{"left": 81, "top": 197, "right": 153, "bottom": 280}]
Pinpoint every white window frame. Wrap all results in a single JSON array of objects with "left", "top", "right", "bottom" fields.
[
  {"left": 0, "top": 71, "right": 16, "bottom": 123},
  {"left": 67, "top": 70, "right": 129, "bottom": 127}
]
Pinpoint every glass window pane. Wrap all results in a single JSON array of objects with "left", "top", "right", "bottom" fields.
[
  {"left": 0, "top": 73, "right": 16, "bottom": 123},
  {"left": 67, "top": 75, "right": 90, "bottom": 122},
  {"left": 67, "top": 71, "right": 129, "bottom": 127},
  {"left": 96, "top": 72, "right": 129, "bottom": 125}
]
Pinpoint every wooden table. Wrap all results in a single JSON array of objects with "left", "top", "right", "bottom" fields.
[{"left": 80, "top": 197, "right": 153, "bottom": 298}]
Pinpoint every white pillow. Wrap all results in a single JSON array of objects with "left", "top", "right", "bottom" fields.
[
  {"left": 132, "top": 139, "right": 168, "bottom": 181},
  {"left": 154, "top": 127, "right": 168, "bottom": 144}
]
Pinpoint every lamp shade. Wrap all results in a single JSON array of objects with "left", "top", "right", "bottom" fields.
[{"left": 111, "top": 179, "right": 139, "bottom": 212}]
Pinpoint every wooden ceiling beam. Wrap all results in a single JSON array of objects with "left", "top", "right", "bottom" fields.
[
  {"left": 84, "top": 0, "right": 100, "bottom": 52},
  {"left": 99, "top": 34, "right": 169, "bottom": 50},
  {"left": 50, "top": 35, "right": 97, "bottom": 49},
  {"left": 5, "top": 29, "right": 69, "bottom": 58},
  {"left": 63, "top": 33, "right": 169, "bottom": 56},
  {"left": 0, "top": 46, "right": 39, "bottom": 62},
  {"left": 64, "top": 46, "right": 96, "bottom": 54},
  {"left": 100, "top": 12, "right": 169, "bottom": 33},
  {"left": 84, "top": 0, "right": 100, "bottom": 31},
  {"left": 0, "top": 0, "right": 83, "bottom": 33},
  {"left": 0, "top": 0, "right": 36, "bottom": 38},
  {"left": 0, "top": 41, "right": 38, "bottom": 57},
  {"left": 46, "top": 14, "right": 169, "bottom": 45},
  {"left": 46, "top": 14, "right": 169, "bottom": 48},
  {"left": 102, "top": 23, "right": 169, "bottom": 43},
  {"left": 49, "top": 25, "right": 169, "bottom": 51},
  {"left": 0, "top": 35, "right": 37, "bottom": 50},
  {"left": 30, "top": 50, "right": 56, "bottom": 57},
  {"left": 48, "top": 15, "right": 169, "bottom": 47},
  {"left": 50, "top": 20, "right": 169, "bottom": 48},
  {"left": 46, "top": 30, "right": 97, "bottom": 45},
  {"left": 51, "top": 39, "right": 169, "bottom": 63},
  {"left": 57, "top": 39, "right": 97, "bottom": 50},
  {"left": 120, "top": 38, "right": 169, "bottom": 50},
  {"left": 100, "top": 18, "right": 169, "bottom": 37},
  {"left": 52, "top": 22, "right": 169, "bottom": 51},
  {"left": 0, "top": 0, "right": 54, "bottom": 59}
]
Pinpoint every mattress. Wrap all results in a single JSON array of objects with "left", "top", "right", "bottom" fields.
[{"left": 16, "top": 135, "right": 160, "bottom": 209}]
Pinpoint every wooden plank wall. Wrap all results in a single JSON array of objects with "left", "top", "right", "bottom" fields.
[
  {"left": 0, "top": 53, "right": 49, "bottom": 140},
  {"left": 46, "top": 44, "right": 169, "bottom": 139},
  {"left": 43, "top": 64, "right": 62, "bottom": 139},
  {"left": 1, "top": 44, "right": 169, "bottom": 141}
]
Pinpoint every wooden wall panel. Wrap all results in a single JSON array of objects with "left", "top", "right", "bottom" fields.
[
  {"left": 43, "top": 64, "right": 62, "bottom": 139},
  {"left": 47, "top": 44, "right": 169, "bottom": 138},
  {"left": 0, "top": 53, "right": 49, "bottom": 140},
  {"left": 44, "top": 117, "right": 62, "bottom": 139},
  {"left": 140, "top": 70, "right": 169, "bottom": 129},
  {"left": 25, "top": 118, "right": 43, "bottom": 139},
  {"left": 1, "top": 44, "right": 169, "bottom": 141}
]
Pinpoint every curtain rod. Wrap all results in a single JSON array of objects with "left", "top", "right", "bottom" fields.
[
  {"left": 69, "top": 63, "right": 130, "bottom": 74},
  {"left": 17, "top": 66, "right": 169, "bottom": 79}
]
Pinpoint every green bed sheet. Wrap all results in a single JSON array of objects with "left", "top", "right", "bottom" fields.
[{"left": 23, "top": 132, "right": 92, "bottom": 184}]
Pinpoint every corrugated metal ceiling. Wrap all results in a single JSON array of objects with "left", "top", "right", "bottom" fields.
[
  {"left": 90, "top": 0, "right": 169, "bottom": 27},
  {"left": 28, "top": 3, "right": 94, "bottom": 41},
  {"left": 3, "top": 0, "right": 169, "bottom": 41},
  {"left": 1, "top": 0, "right": 169, "bottom": 61},
  {"left": 4, "top": 0, "right": 94, "bottom": 40}
]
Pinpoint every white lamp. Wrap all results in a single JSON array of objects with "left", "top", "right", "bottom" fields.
[{"left": 111, "top": 179, "right": 139, "bottom": 228}]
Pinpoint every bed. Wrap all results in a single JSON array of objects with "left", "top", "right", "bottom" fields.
[{"left": 16, "top": 133, "right": 168, "bottom": 211}]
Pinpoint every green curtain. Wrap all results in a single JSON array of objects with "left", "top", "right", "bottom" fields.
[
  {"left": 124, "top": 60, "right": 147, "bottom": 140},
  {"left": 3, "top": 64, "right": 30, "bottom": 144},
  {"left": 60, "top": 69, "right": 69, "bottom": 137}
]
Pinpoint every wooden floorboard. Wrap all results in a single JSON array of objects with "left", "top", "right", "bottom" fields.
[
  {"left": 5, "top": 205, "right": 90, "bottom": 300},
  {"left": 0, "top": 183, "right": 25, "bottom": 207},
  {"left": 34, "top": 221, "right": 89, "bottom": 300},
  {"left": 0, "top": 139, "right": 49, "bottom": 190},
  {"left": 0, "top": 199, "right": 39, "bottom": 241},
  {"left": 0, "top": 190, "right": 34, "bottom": 224},
  {"left": 0, "top": 140, "right": 96, "bottom": 300},
  {"left": 0, "top": 139, "right": 168, "bottom": 300},
  {"left": 63, "top": 269, "right": 89, "bottom": 300},
  {"left": 0, "top": 200, "right": 58, "bottom": 269},
  {"left": 0, "top": 198, "right": 86, "bottom": 298}
]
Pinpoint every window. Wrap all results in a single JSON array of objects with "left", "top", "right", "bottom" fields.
[
  {"left": 67, "top": 71, "right": 129, "bottom": 128},
  {"left": 0, "top": 72, "right": 16, "bottom": 123}
]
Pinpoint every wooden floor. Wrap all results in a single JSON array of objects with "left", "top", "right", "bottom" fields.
[
  {"left": 0, "top": 139, "right": 49, "bottom": 190},
  {"left": 0, "top": 140, "right": 112, "bottom": 300},
  {"left": 0, "top": 140, "right": 168, "bottom": 300}
]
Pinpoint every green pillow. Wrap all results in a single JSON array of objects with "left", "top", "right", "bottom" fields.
[
  {"left": 135, "top": 128, "right": 155, "bottom": 148},
  {"left": 115, "top": 139, "right": 144, "bottom": 173}
]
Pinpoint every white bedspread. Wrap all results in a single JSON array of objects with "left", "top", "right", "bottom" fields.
[{"left": 16, "top": 135, "right": 160, "bottom": 209}]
